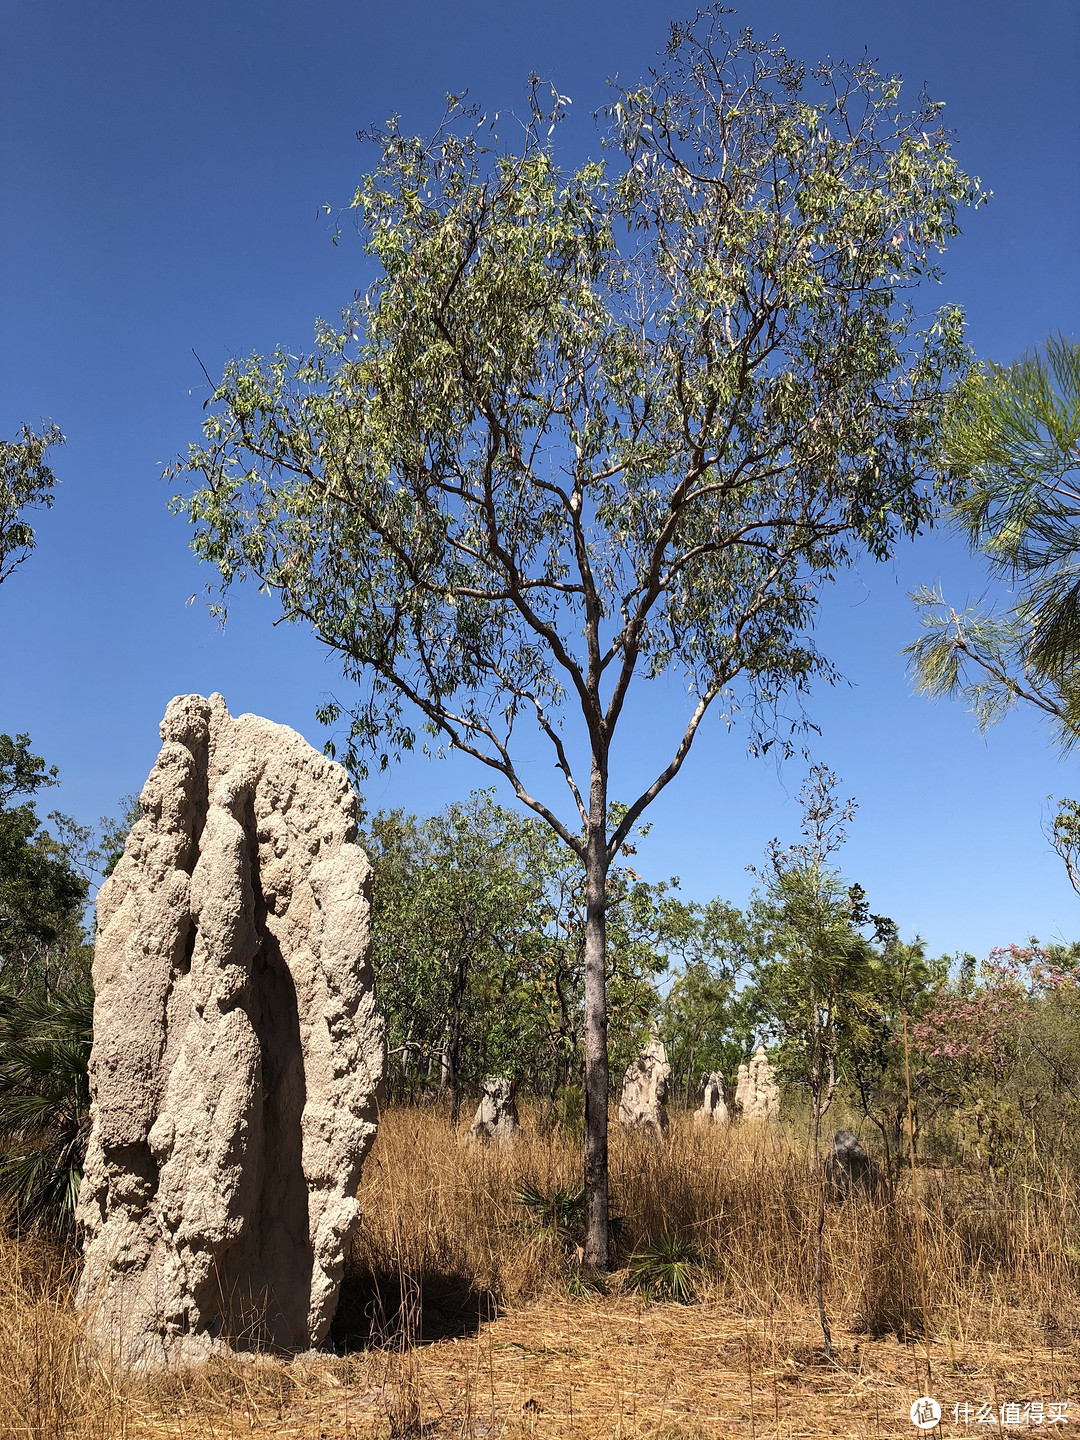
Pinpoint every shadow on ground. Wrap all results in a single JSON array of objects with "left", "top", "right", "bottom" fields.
[{"left": 329, "top": 1263, "right": 499, "bottom": 1350}]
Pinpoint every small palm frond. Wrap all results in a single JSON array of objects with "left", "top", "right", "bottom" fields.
[
  {"left": 512, "top": 1181, "right": 623, "bottom": 1253},
  {"left": 627, "top": 1233, "right": 705, "bottom": 1304},
  {"left": 0, "top": 1130, "right": 83, "bottom": 1235},
  {"left": 564, "top": 1265, "right": 610, "bottom": 1299},
  {"left": 512, "top": 1182, "right": 586, "bottom": 1244},
  {"left": 0, "top": 978, "right": 92, "bottom": 1236}
]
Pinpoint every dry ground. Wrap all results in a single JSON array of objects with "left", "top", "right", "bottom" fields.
[
  {"left": 23, "top": 1299, "right": 1074, "bottom": 1440},
  {"left": 1, "top": 1106, "right": 1077, "bottom": 1439}
]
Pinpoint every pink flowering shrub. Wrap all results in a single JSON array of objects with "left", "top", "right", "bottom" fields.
[
  {"left": 909, "top": 946, "right": 1078, "bottom": 1169},
  {"left": 912, "top": 946, "right": 1064, "bottom": 1071}
]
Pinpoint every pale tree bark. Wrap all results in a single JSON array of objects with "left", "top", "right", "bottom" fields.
[
  {"left": 582, "top": 766, "right": 611, "bottom": 1268},
  {"left": 810, "top": 1004, "right": 833, "bottom": 1360}
]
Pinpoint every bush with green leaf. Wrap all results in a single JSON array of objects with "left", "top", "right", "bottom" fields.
[
  {"left": 627, "top": 1234, "right": 705, "bottom": 1304},
  {"left": 0, "top": 977, "right": 92, "bottom": 1235}
]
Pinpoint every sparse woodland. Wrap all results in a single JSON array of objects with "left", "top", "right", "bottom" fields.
[{"left": 1, "top": 6, "right": 1079, "bottom": 1436}]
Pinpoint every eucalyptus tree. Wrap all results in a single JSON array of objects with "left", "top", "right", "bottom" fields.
[
  {"left": 0, "top": 422, "right": 63, "bottom": 585},
  {"left": 173, "top": 13, "right": 980, "bottom": 1264},
  {"left": 748, "top": 770, "right": 869, "bottom": 1137},
  {"left": 747, "top": 767, "right": 902, "bottom": 1357}
]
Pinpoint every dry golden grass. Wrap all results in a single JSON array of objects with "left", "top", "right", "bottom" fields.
[
  {"left": 346, "top": 1105, "right": 1080, "bottom": 1349},
  {"left": 0, "top": 1104, "right": 1077, "bottom": 1438}
]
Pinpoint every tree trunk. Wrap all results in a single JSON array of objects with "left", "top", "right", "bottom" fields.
[
  {"left": 684, "top": 1046, "right": 697, "bottom": 1112},
  {"left": 399, "top": 1018, "right": 416, "bottom": 1102},
  {"left": 447, "top": 950, "right": 471, "bottom": 1126},
  {"left": 871, "top": 1112, "right": 894, "bottom": 1199},
  {"left": 810, "top": 1010, "right": 833, "bottom": 1359},
  {"left": 435, "top": 951, "right": 470, "bottom": 1125},
  {"left": 582, "top": 771, "right": 610, "bottom": 1270}
]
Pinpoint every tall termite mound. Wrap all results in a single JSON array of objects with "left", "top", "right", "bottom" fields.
[
  {"left": 618, "top": 1033, "right": 671, "bottom": 1141},
  {"left": 76, "top": 693, "right": 384, "bottom": 1369},
  {"left": 735, "top": 1045, "right": 779, "bottom": 1123}
]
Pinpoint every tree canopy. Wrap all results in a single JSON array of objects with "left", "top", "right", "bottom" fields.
[
  {"left": 0, "top": 423, "right": 63, "bottom": 586},
  {"left": 173, "top": 11, "right": 982, "bottom": 1264},
  {"left": 0, "top": 734, "right": 87, "bottom": 985},
  {"left": 176, "top": 18, "right": 979, "bottom": 850}
]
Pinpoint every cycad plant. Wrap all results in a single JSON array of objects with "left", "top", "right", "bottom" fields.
[{"left": 0, "top": 976, "right": 92, "bottom": 1235}]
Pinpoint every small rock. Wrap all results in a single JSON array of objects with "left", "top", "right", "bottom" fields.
[{"left": 824, "top": 1130, "right": 879, "bottom": 1199}]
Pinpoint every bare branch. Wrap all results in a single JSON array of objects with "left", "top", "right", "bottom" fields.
[{"left": 608, "top": 684, "right": 724, "bottom": 860}]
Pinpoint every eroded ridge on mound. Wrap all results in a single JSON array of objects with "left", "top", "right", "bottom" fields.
[{"left": 76, "top": 693, "right": 385, "bottom": 1370}]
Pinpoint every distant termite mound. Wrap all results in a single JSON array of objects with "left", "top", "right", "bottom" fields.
[
  {"left": 694, "top": 1071, "right": 730, "bottom": 1128},
  {"left": 618, "top": 1032, "right": 671, "bottom": 1141},
  {"left": 465, "top": 1076, "right": 519, "bottom": 1145},
  {"left": 735, "top": 1045, "right": 779, "bottom": 1124},
  {"left": 76, "top": 693, "right": 385, "bottom": 1370}
]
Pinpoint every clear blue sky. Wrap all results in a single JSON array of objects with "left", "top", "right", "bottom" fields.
[{"left": 2, "top": 0, "right": 1078, "bottom": 959}]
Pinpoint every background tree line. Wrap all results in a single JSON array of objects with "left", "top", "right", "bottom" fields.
[
  {"left": 363, "top": 772, "right": 1080, "bottom": 1185},
  {"left": 1, "top": 721, "right": 1079, "bottom": 1238}
]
